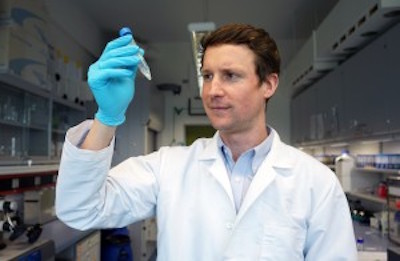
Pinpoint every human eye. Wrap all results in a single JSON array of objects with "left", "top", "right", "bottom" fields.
[
  {"left": 223, "top": 71, "right": 240, "bottom": 82},
  {"left": 201, "top": 72, "right": 213, "bottom": 82}
]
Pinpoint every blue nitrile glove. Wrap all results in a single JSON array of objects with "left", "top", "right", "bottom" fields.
[{"left": 87, "top": 34, "right": 143, "bottom": 126}]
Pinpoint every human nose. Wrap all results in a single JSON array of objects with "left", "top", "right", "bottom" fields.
[{"left": 205, "top": 76, "right": 224, "bottom": 96}]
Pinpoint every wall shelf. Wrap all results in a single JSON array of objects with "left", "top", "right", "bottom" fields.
[
  {"left": 53, "top": 96, "right": 86, "bottom": 112},
  {"left": 0, "top": 72, "right": 51, "bottom": 98},
  {"left": 51, "top": 129, "right": 66, "bottom": 135},
  {"left": 355, "top": 167, "right": 400, "bottom": 175},
  {"left": 347, "top": 191, "right": 387, "bottom": 205}
]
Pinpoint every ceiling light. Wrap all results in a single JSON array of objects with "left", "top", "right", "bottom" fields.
[{"left": 188, "top": 22, "right": 216, "bottom": 96}]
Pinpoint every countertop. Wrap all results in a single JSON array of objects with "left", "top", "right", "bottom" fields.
[{"left": 354, "top": 221, "right": 397, "bottom": 261}]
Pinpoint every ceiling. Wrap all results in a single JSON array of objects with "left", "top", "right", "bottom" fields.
[
  {"left": 69, "top": 0, "right": 339, "bottom": 84},
  {"left": 72, "top": 0, "right": 338, "bottom": 42}
]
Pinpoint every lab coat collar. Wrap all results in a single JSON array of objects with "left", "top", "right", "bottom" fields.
[
  {"left": 235, "top": 128, "right": 295, "bottom": 222},
  {"left": 198, "top": 127, "right": 296, "bottom": 170},
  {"left": 198, "top": 127, "right": 297, "bottom": 221},
  {"left": 197, "top": 133, "right": 220, "bottom": 161}
]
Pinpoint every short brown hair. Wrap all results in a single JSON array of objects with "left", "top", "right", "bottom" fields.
[{"left": 200, "top": 23, "right": 281, "bottom": 82}]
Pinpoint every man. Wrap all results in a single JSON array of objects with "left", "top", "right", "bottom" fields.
[{"left": 56, "top": 24, "right": 357, "bottom": 260}]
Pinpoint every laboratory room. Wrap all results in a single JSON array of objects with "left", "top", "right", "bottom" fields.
[{"left": 1, "top": 0, "right": 400, "bottom": 260}]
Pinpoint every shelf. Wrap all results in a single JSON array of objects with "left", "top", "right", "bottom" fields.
[
  {"left": 0, "top": 157, "right": 59, "bottom": 167},
  {"left": 0, "top": 164, "right": 58, "bottom": 194},
  {"left": 0, "top": 119, "right": 48, "bottom": 131},
  {"left": 0, "top": 119, "right": 26, "bottom": 128},
  {"left": 295, "top": 129, "right": 400, "bottom": 148},
  {"left": 355, "top": 167, "right": 400, "bottom": 175},
  {"left": 52, "top": 96, "right": 86, "bottom": 112},
  {"left": 347, "top": 191, "right": 387, "bottom": 205},
  {"left": 0, "top": 72, "right": 51, "bottom": 98},
  {"left": 0, "top": 164, "right": 59, "bottom": 176},
  {"left": 52, "top": 129, "right": 66, "bottom": 135}
]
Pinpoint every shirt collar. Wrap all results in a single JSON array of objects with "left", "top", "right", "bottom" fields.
[{"left": 217, "top": 127, "right": 274, "bottom": 173}]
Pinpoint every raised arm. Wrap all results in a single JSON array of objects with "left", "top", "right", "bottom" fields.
[
  {"left": 82, "top": 33, "right": 143, "bottom": 150},
  {"left": 56, "top": 33, "right": 147, "bottom": 229}
]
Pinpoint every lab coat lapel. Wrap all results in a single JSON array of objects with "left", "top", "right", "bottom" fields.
[
  {"left": 235, "top": 130, "right": 292, "bottom": 224},
  {"left": 198, "top": 133, "right": 235, "bottom": 209},
  {"left": 235, "top": 158, "right": 276, "bottom": 223},
  {"left": 208, "top": 156, "right": 235, "bottom": 208}
]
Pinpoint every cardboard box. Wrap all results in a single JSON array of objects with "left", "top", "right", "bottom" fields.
[
  {"left": 76, "top": 231, "right": 101, "bottom": 261},
  {"left": 24, "top": 188, "right": 56, "bottom": 224}
]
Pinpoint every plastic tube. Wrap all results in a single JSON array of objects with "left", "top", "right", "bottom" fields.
[{"left": 119, "top": 27, "right": 152, "bottom": 81}]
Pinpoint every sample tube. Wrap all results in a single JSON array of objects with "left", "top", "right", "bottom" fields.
[{"left": 119, "top": 27, "right": 152, "bottom": 81}]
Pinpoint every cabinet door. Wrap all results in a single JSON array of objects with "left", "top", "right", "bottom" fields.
[
  {"left": 316, "top": 67, "right": 345, "bottom": 140},
  {"left": 342, "top": 34, "right": 388, "bottom": 138},
  {"left": 382, "top": 23, "right": 400, "bottom": 133},
  {"left": 25, "top": 93, "right": 50, "bottom": 157},
  {"left": 291, "top": 86, "right": 318, "bottom": 143},
  {"left": 0, "top": 85, "right": 49, "bottom": 161},
  {"left": 291, "top": 94, "right": 302, "bottom": 144},
  {"left": 51, "top": 101, "right": 86, "bottom": 159}
]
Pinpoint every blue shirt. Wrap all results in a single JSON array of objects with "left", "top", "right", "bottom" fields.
[{"left": 217, "top": 128, "right": 274, "bottom": 212}]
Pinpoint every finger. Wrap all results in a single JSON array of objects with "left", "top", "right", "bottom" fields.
[
  {"left": 100, "top": 45, "right": 140, "bottom": 61},
  {"left": 102, "top": 35, "right": 133, "bottom": 55},
  {"left": 92, "top": 68, "right": 135, "bottom": 82},
  {"left": 138, "top": 48, "right": 145, "bottom": 56},
  {"left": 98, "top": 56, "right": 140, "bottom": 70}
]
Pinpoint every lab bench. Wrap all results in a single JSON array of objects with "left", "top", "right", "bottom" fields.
[
  {"left": 354, "top": 221, "right": 398, "bottom": 261},
  {"left": 0, "top": 220, "right": 98, "bottom": 260},
  {"left": 41, "top": 219, "right": 97, "bottom": 256},
  {"left": 0, "top": 164, "right": 100, "bottom": 260}
]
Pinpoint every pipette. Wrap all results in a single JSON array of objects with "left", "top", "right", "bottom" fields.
[{"left": 119, "top": 27, "right": 152, "bottom": 81}]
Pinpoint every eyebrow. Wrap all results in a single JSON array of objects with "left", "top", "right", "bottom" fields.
[{"left": 202, "top": 64, "right": 245, "bottom": 72}]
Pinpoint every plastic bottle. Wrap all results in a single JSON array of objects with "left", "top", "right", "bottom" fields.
[
  {"left": 119, "top": 27, "right": 152, "bottom": 81},
  {"left": 356, "top": 237, "right": 364, "bottom": 251},
  {"left": 335, "top": 149, "right": 355, "bottom": 192}
]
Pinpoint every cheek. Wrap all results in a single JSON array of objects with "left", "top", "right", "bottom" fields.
[
  {"left": 240, "top": 93, "right": 266, "bottom": 114},
  {"left": 201, "top": 85, "right": 211, "bottom": 99}
]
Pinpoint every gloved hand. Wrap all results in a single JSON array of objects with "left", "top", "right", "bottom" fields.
[{"left": 87, "top": 34, "right": 143, "bottom": 126}]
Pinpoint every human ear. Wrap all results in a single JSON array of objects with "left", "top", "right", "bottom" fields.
[{"left": 262, "top": 73, "right": 279, "bottom": 99}]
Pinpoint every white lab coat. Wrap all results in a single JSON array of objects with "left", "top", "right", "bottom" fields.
[{"left": 56, "top": 121, "right": 357, "bottom": 260}]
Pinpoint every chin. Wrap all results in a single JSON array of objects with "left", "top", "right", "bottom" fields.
[
  {"left": 210, "top": 122, "right": 231, "bottom": 132},
  {"left": 208, "top": 115, "right": 233, "bottom": 131}
]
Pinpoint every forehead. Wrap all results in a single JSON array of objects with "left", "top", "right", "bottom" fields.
[{"left": 202, "top": 44, "right": 256, "bottom": 68}]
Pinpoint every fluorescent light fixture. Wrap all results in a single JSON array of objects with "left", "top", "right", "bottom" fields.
[
  {"left": 360, "top": 138, "right": 392, "bottom": 145},
  {"left": 329, "top": 142, "right": 349, "bottom": 148},
  {"left": 188, "top": 22, "right": 216, "bottom": 32},
  {"left": 188, "top": 22, "right": 216, "bottom": 96}
]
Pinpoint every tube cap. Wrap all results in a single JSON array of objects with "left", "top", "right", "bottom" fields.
[{"left": 119, "top": 27, "right": 133, "bottom": 36}]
